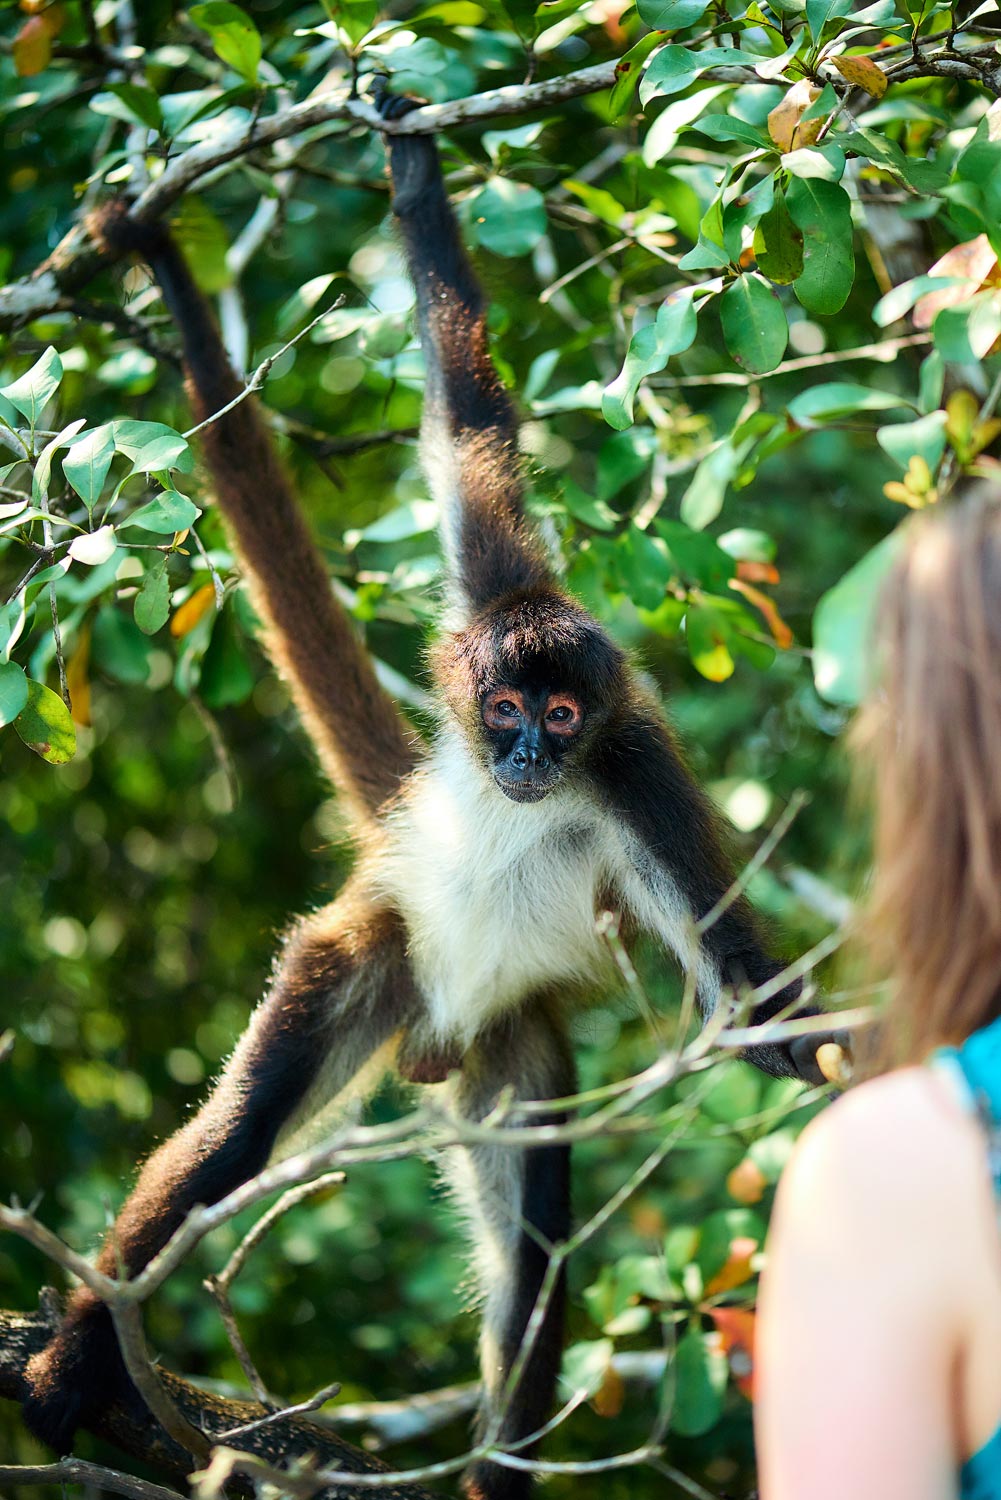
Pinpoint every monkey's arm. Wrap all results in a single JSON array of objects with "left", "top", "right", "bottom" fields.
[
  {"left": 596, "top": 714, "right": 827, "bottom": 1082},
  {"left": 22, "top": 899, "right": 416, "bottom": 1451},
  {"left": 91, "top": 207, "right": 416, "bottom": 831},
  {"left": 379, "top": 99, "right": 553, "bottom": 614}
]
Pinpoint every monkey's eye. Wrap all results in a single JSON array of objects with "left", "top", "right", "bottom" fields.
[
  {"left": 544, "top": 698, "right": 582, "bottom": 735},
  {"left": 497, "top": 700, "right": 519, "bottom": 717}
]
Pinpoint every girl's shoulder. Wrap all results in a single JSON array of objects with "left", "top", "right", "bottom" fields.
[{"left": 777, "top": 1066, "right": 991, "bottom": 1273}]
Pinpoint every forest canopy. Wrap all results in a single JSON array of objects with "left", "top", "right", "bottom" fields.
[{"left": 2, "top": 2, "right": 1000, "bottom": 1497}]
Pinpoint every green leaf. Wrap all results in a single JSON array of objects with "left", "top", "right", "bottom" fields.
[
  {"left": 91, "top": 83, "right": 163, "bottom": 131},
  {"left": 349, "top": 500, "right": 437, "bottom": 545},
  {"left": 720, "top": 274, "right": 788, "bottom": 374},
  {"left": 597, "top": 429, "right": 656, "bottom": 501},
  {"left": 68, "top": 525, "right": 118, "bottom": 567},
  {"left": 690, "top": 113, "right": 771, "bottom": 150},
  {"left": 718, "top": 527, "right": 776, "bottom": 563},
  {"left": 686, "top": 601, "right": 736, "bottom": 681},
  {"left": 467, "top": 178, "right": 547, "bottom": 258},
  {"left": 848, "top": 126, "right": 948, "bottom": 195},
  {"left": 121, "top": 490, "right": 201, "bottom": 534},
  {"left": 1, "top": 347, "right": 63, "bottom": 426},
  {"left": 641, "top": 45, "right": 744, "bottom": 103},
  {"left": 13, "top": 679, "right": 76, "bottom": 764},
  {"left": 617, "top": 526, "right": 674, "bottom": 610},
  {"left": 114, "top": 420, "right": 193, "bottom": 474},
  {"left": 753, "top": 189, "right": 804, "bottom": 284},
  {"left": 63, "top": 423, "right": 116, "bottom": 509},
  {"left": 0, "top": 660, "right": 29, "bottom": 727},
  {"left": 190, "top": 2, "right": 262, "bottom": 85},
  {"left": 696, "top": 1207, "right": 766, "bottom": 1279},
  {"left": 200, "top": 603, "right": 255, "bottom": 708},
  {"left": 171, "top": 197, "right": 232, "bottom": 296},
  {"left": 669, "top": 1329, "right": 729, "bottom": 1437},
  {"left": 637, "top": 0, "right": 710, "bottom": 23},
  {"left": 561, "top": 1339, "right": 615, "bottom": 1400},
  {"left": 786, "top": 177, "right": 854, "bottom": 316},
  {"left": 872, "top": 275, "right": 969, "bottom": 328},
  {"left": 134, "top": 556, "right": 171, "bottom": 635},
  {"left": 932, "top": 294, "right": 1001, "bottom": 363},
  {"left": 92, "top": 606, "right": 152, "bottom": 685},
  {"left": 813, "top": 530, "right": 904, "bottom": 705},
  {"left": 876, "top": 410, "right": 947, "bottom": 472},
  {"left": 787, "top": 382, "right": 911, "bottom": 424},
  {"left": 657, "top": 520, "right": 736, "bottom": 590},
  {"left": 782, "top": 144, "right": 846, "bottom": 182},
  {"left": 602, "top": 288, "right": 701, "bottom": 430},
  {"left": 806, "top": 0, "right": 853, "bottom": 40},
  {"left": 32, "top": 419, "right": 86, "bottom": 505},
  {"left": 608, "top": 32, "right": 666, "bottom": 119},
  {"left": 561, "top": 480, "right": 619, "bottom": 532},
  {"left": 680, "top": 441, "right": 738, "bottom": 531}
]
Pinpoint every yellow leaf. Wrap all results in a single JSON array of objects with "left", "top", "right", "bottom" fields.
[
  {"left": 66, "top": 624, "right": 92, "bottom": 728},
  {"left": 705, "top": 1235, "right": 758, "bottom": 1297},
  {"left": 726, "top": 1159, "right": 767, "bottom": 1206},
  {"left": 170, "top": 583, "right": 216, "bottom": 639},
  {"left": 883, "top": 479, "right": 928, "bottom": 509},
  {"left": 913, "top": 235, "right": 999, "bottom": 329},
  {"left": 832, "top": 53, "right": 887, "bottom": 98},
  {"left": 13, "top": 14, "right": 52, "bottom": 75},
  {"left": 767, "top": 80, "right": 822, "bottom": 153},
  {"left": 591, "top": 1363, "right": 625, "bottom": 1419},
  {"left": 707, "top": 1308, "right": 757, "bottom": 1399},
  {"left": 729, "top": 578, "right": 794, "bottom": 649}
]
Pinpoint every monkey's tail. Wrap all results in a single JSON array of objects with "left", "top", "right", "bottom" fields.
[{"left": 91, "top": 202, "right": 418, "bottom": 830}]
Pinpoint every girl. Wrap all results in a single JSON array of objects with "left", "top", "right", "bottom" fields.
[{"left": 757, "top": 495, "right": 1001, "bottom": 1500}]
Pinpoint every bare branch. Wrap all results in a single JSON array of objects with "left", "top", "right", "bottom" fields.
[
  {"left": 0, "top": 1304, "right": 444, "bottom": 1500},
  {"left": 0, "top": 1458, "right": 185, "bottom": 1500}
]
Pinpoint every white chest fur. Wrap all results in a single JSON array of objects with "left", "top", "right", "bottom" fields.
[{"left": 377, "top": 735, "right": 619, "bottom": 1046}]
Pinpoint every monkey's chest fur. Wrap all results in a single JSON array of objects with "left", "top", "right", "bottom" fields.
[{"left": 377, "top": 739, "right": 622, "bottom": 1047}]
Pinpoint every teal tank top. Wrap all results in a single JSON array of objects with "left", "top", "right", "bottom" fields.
[{"left": 934, "top": 1017, "right": 1001, "bottom": 1499}]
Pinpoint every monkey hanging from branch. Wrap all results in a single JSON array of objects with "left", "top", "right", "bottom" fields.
[{"left": 21, "top": 91, "right": 840, "bottom": 1500}]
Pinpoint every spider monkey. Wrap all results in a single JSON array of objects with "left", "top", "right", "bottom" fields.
[{"left": 22, "top": 95, "right": 834, "bottom": 1500}]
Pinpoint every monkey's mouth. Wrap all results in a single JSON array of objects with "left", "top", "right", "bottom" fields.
[{"left": 494, "top": 776, "right": 555, "bottom": 804}]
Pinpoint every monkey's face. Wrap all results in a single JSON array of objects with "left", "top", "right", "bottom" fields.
[{"left": 480, "top": 684, "right": 584, "bottom": 803}]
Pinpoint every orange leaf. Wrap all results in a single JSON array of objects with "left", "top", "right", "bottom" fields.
[
  {"left": 726, "top": 1158, "right": 767, "bottom": 1206},
  {"left": 729, "top": 577, "right": 794, "bottom": 649},
  {"left": 767, "top": 80, "right": 823, "bottom": 153},
  {"left": 170, "top": 583, "right": 216, "bottom": 639},
  {"left": 832, "top": 53, "right": 887, "bottom": 98},
  {"left": 708, "top": 1307, "right": 757, "bottom": 1399},
  {"left": 736, "top": 560, "right": 780, "bottom": 585},
  {"left": 704, "top": 1235, "right": 758, "bottom": 1297},
  {"left": 913, "top": 235, "right": 1000, "bottom": 329},
  {"left": 13, "top": 14, "right": 52, "bottom": 75},
  {"left": 591, "top": 1362, "right": 626, "bottom": 1419},
  {"left": 66, "top": 624, "right": 91, "bottom": 728}
]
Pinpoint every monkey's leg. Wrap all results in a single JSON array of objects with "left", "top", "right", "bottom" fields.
[
  {"left": 22, "top": 896, "right": 416, "bottom": 1452},
  {"left": 443, "top": 1003, "right": 574, "bottom": 1500}
]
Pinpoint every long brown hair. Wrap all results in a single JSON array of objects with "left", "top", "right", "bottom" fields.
[{"left": 856, "top": 491, "right": 1001, "bottom": 1069}]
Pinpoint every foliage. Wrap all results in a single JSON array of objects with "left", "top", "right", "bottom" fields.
[{"left": 2, "top": 0, "right": 999, "bottom": 1495}]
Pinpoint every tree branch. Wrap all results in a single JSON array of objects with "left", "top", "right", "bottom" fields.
[
  {"left": 0, "top": 63, "right": 620, "bottom": 335},
  {"left": 0, "top": 1301, "right": 444, "bottom": 1500}
]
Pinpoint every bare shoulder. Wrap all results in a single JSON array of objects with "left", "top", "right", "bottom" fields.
[{"left": 776, "top": 1066, "right": 989, "bottom": 1254}]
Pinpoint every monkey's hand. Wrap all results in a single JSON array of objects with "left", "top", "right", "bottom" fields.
[
  {"left": 22, "top": 1290, "right": 134, "bottom": 1451},
  {"left": 743, "top": 995, "right": 854, "bottom": 1089},
  {"left": 373, "top": 84, "right": 442, "bottom": 218}
]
